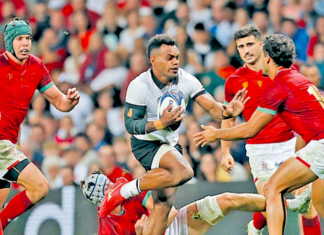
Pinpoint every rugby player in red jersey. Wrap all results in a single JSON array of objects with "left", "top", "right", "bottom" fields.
[
  {"left": 0, "top": 18, "right": 80, "bottom": 232},
  {"left": 81, "top": 171, "right": 273, "bottom": 235},
  {"left": 194, "top": 34, "right": 324, "bottom": 235},
  {"left": 221, "top": 25, "right": 320, "bottom": 235}
]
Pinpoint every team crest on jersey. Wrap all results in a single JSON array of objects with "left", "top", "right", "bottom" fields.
[
  {"left": 7, "top": 73, "right": 13, "bottom": 80},
  {"left": 257, "top": 81, "right": 263, "bottom": 87},
  {"left": 242, "top": 82, "right": 248, "bottom": 88},
  {"left": 261, "top": 161, "right": 268, "bottom": 170}
]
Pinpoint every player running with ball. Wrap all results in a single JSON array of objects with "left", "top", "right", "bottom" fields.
[
  {"left": 103, "top": 34, "right": 249, "bottom": 235},
  {"left": 0, "top": 18, "right": 80, "bottom": 233}
]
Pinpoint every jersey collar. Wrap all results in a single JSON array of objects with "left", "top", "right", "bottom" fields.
[
  {"left": 4, "top": 52, "right": 28, "bottom": 70},
  {"left": 243, "top": 64, "right": 262, "bottom": 75},
  {"left": 150, "top": 69, "right": 179, "bottom": 89},
  {"left": 276, "top": 67, "right": 291, "bottom": 76}
]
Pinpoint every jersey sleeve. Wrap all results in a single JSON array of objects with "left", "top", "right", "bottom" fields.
[
  {"left": 187, "top": 73, "right": 206, "bottom": 100},
  {"left": 141, "top": 191, "right": 151, "bottom": 208},
  {"left": 37, "top": 63, "right": 54, "bottom": 93},
  {"left": 257, "top": 82, "right": 287, "bottom": 115},
  {"left": 224, "top": 76, "right": 236, "bottom": 105},
  {"left": 125, "top": 80, "right": 147, "bottom": 106}
]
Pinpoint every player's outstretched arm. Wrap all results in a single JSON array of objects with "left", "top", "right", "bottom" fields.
[
  {"left": 193, "top": 110, "right": 273, "bottom": 147},
  {"left": 220, "top": 118, "right": 236, "bottom": 173},
  {"left": 42, "top": 85, "right": 80, "bottom": 112},
  {"left": 194, "top": 89, "right": 249, "bottom": 120}
]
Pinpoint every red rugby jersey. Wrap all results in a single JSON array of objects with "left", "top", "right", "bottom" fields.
[
  {"left": 259, "top": 68, "right": 324, "bottom": 144},
  {"left": 98, "top": 192, "right": 150, "bottom": 235},
  {"left": 0, "top": 53, "right": 53, "bottom": 143},
  {"left": 225, "top": 65, "right": 294, "bottom": 144}
]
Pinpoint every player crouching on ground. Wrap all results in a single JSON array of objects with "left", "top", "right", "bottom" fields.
[{"left": 81, "top": 171, "right": 311, "bottom": 235}]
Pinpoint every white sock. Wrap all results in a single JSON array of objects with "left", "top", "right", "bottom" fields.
[
  {"left": 251, "top": 222, "right": 262, "bottom": 232},
  {"left": 120, "top": 178, "right": 141, "bottom": 199}
]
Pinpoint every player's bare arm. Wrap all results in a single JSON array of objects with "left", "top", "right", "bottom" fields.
[
  {"left": 194, "top": 88, "right": 250, "bottom": 120},
  {"left": 220, "top": 118, "right": 236, "bottom": 173},
  {"left": 135, "top": 214, "right": 148, "bottom": 235},
  {"left": 193, "top": 110, "right": 273, "bottom": 147},
  {"left": 42, "top": 85, "right": 80, "bottom": 112},
  {"left": 142, "top": 193, "right": 178, "bottom": 227}
]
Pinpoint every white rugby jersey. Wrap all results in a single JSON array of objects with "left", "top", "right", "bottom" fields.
[{"left": 125, "top": 68, "right": 205, "bottom": 146}]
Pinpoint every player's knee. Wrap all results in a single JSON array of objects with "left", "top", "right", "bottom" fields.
[
  {"left": 176, "top": 166, "right": 193, "bottom": 185},
  {"left": 36, "top": 178, "right": 49, "bottom": 199},
  {"left": 264, "top": 182, "right": 278, "bottom": 198},
  {"left": 196, "top": 196, "right": 224, "bottom": 225}
]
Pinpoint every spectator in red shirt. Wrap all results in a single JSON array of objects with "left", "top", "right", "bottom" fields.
[
  {"left": 79, "top": 33, "right": 108, "bottom": 83},
  {"left": 307, "top": 16, "right": 324, "bottom": 59},
  {"left": 71, "top": 11, "right": 96, "bottom": 52},
  {"left": 62, "top": 0, "right": 100, "bottom": 29}
]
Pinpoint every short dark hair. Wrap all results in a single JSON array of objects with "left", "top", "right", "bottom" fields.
[
  {"left": 234, "top": 25, "right": 261, "bottom": 41},
  {"left": 75, "top": 132, "right": 91, "bottom": 144},
  {"left": 263, "top": 34, "right": 296, "bottom": 68},
  {"left": 280, "top": 18, "right": 297, "bottom": 27},
  {"left": 146, "top": 34, "right": 176, "bottom": 62}
]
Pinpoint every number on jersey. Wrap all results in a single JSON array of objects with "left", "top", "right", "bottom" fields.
[{"left": 307, "top": 85, "right": 324, "bottom": 109}]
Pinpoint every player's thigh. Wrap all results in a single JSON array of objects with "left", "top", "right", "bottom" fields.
[
  {"left": 17, "top": 163, "right": 48, "bottom": 192},
  {"left": 256, "top": 181, "right": 268, "bottom": 195},
  {"left": 160, "top": 150, "right": 192, "bottom": 172},
  {"left": 0, "top": 180, "right": 10, "bottom": 210},
  {"left": 185, "top": 203, "right": 212, "bottom": 235},
  {"left": 311, "top": 179, "right": 324, "bottom": 217},
  {"left": 265, "top": 158, "right": 317, "bottom": 195},
  {"left": 0, "top": 140, "right": 29, "bottom": 181}
]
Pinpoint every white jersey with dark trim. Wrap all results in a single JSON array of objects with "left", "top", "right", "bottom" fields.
[{"left": 125, "top": 68, "right": 205, "bottom": 146}]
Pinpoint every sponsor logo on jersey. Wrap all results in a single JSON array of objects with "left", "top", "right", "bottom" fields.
[
  {"left": 242, "top": 81, "right": 248, "bottom": 88},
  {"left": 257, "top": 81, "right": 263, "bottom": 87}
]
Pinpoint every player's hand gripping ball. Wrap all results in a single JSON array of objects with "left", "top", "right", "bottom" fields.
[{"left": 157, "top": 89, "right": 186, "bottom": 131}]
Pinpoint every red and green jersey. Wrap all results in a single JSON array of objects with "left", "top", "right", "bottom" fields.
[
  {"left": 98, "top": 191, "right": 150, "bottom": 235},
  {"left": 259, "top": 68, "right": 324, "bottom": 144},
  {"left": 0, "top": 52, "right": 53, "bottom": 143},
  {"left": 225, "top": 65, "right": 294, "bottom": 144}
]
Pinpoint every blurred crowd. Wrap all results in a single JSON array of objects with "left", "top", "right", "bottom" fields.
[{"left": 3, "top": 0, "right": 324, "bottom": 189}]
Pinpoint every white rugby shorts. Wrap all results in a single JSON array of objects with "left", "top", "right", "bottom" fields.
[
  {"left": 295, "top": 138, "right": 324, "bottom": 179},
  {"left": 165, "top": 206, "right": 188, "bottom": 235},
  {"left": 0, "top": 140, "right": 28, "bottom": 179},
  {"left": 246, "top": 137, "right": 296, "bottom": 185}
]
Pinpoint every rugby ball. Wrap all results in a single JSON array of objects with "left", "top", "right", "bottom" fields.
[{"left": 157, "top": 89, "right": 186, "bottom": 131}]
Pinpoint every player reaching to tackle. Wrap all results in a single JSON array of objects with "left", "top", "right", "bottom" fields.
[
  {"left": 102, "top": 34, "right": 249, "bottom": 234},
  {"left": 0, "top": 18, "right": 80, "bottom": 233},
  {"left": 80, "top": 171, "right": 311, "bottom": 235},
  {"left": 221, "top": 25, "right": 320, "bottom": 235},
  {"left": 194, "top": 34, "right": 324, "bottom": 235}
]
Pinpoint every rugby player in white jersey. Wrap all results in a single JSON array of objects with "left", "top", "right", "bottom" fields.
[{"left": 98, "top": 34, "right": 249, "bottom": 234}]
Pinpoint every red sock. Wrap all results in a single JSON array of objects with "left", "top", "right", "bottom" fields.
[
  {"left": 0, "top": 219, "right": 3, "bottom": 235},
  {"left": 1, "top": 190, "right": 34, "bottom": 229},
  {"left": 253, "top": 212, "right": 267, "bottom": 230},
  {"left": 302, "top": 215, "right": 321, "bottom": 235}
]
